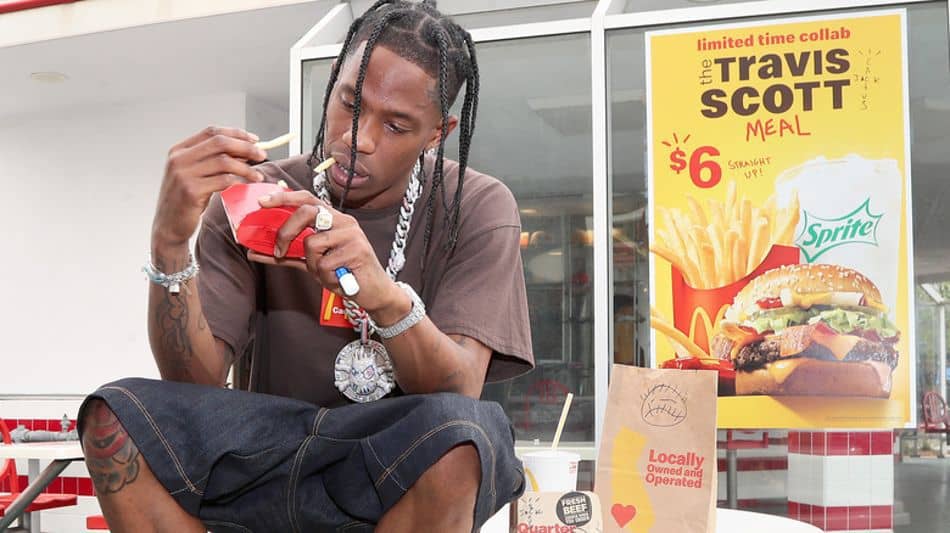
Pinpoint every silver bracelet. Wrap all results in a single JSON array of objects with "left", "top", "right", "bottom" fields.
[
  {"left": 143, "top": 253, "right": 199, "bottom": 294},
  {"left": 376, "top": 282, "right": 426, "bottom": 339}
]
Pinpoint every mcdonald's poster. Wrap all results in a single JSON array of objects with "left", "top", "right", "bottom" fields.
[{"left": 645, "top": 10, "right": 914, "bottom": 428}]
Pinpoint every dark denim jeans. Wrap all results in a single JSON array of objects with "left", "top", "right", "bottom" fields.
[{"left": 78, "top": 378, "right": 524, "bottom": 532}]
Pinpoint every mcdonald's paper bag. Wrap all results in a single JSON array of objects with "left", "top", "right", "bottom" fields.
[{"left": 595, "top": 365, "right": 717, "bottom": 533}]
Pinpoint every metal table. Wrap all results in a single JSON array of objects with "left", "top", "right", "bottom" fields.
[{"left": 0, "top": 442, "right": 84, "bottom": 533}]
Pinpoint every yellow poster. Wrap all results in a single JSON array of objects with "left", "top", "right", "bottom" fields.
[{"left": 646, "top": 10, "right": 914, "bottom": 428}]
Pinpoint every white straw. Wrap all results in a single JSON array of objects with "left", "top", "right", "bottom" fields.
[{"left": 551, "top": 392, "right": 573, "bottom": 450}]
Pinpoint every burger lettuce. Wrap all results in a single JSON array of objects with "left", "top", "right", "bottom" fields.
[{"left": 748, "top": 307, "right": 898, "bottom": 338}]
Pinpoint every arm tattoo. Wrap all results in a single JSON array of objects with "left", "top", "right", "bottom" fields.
[
  {"left": 151, "top": 255, "right": 202, "bottom": 371},
  {"left": 438, "top": 369, "right": 463, "bottom": 393},
  {"left": 155, "top": 288, "right": 193, "bottom": 369},
  {"left": 83, "top": 400, "right": 141, "bottom": 495},
  {"left": 430, "top": 337, "right": 470, "bottom": 392}
]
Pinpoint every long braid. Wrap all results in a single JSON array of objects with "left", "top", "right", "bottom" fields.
[
  {"left": 340, "top": 10, "right": 404, "bottom": 210},
  {"left": 308, "top": 0, "right": 480, "bottom": 256},
  {"left": 307, "top": 11, "right": 366, "bottom": 170},
  {"left": 421, "top": 25, "right": 450, "bottom": 258},
  {"left": 447, "top": 29, "right": 479, "bottom": 249},
  {"left": 307, "top": 0, "right": 398, "bottom": 170}
]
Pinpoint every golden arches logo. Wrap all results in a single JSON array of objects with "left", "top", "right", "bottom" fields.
[{"left": 688, "top": 304, "right": 730, "bottom": 347}]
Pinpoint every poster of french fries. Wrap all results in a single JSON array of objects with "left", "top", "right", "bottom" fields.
[{"left": 645, "top": 10, "right": 915, "bottom": 428}]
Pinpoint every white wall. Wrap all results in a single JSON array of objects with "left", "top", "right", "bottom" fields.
[{"left": 0, "top": 91, "right": 249, "bottom": 396}]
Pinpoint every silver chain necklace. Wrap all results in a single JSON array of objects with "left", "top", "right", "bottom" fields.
[{"left": 313, "top": 157, "right": 422, "bottom": 403}]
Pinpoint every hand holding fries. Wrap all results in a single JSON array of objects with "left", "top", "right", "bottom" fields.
[
  {"left": 650, "top": 181, "right": 800, "bottom": 289},
  {"left": 154, "top": 126, "right": 266, "bottom": 251}
]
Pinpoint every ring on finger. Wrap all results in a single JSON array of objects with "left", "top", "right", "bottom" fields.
[{"left": 315, "top": 206, "right": 333, "bottom": 231}]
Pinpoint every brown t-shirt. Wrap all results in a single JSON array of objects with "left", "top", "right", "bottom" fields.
[{"left": 196, "top": 154, "right": 534, "bottom": 407}]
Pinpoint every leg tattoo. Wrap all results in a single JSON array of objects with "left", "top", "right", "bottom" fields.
[{"left": 84, "top": 400, "right": 141, "bottom": 494}]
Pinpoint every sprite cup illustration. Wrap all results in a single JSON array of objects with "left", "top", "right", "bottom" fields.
[{"left": 774, "top": 155, "right": 903, "bottom": 314}]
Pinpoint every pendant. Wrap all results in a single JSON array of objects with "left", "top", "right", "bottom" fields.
[{"left": 334, "top": 339, "right": 395, "bottom": 403}]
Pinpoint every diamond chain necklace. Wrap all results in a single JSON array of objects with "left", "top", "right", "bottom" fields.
[{"left": 312, "top": 158, "right": 422, "bottom": 332}]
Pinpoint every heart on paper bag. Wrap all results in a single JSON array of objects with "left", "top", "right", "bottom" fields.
[{"left": 611, "top": 503, "right": 637, "bottom": 527}]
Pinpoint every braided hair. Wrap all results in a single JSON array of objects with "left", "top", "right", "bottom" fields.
[{"left": 306, "top": 0, "right": 479, "bottom": 255}]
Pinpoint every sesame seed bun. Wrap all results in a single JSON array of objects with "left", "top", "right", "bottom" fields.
[{"left": 731, "top": 263, "right": 882, "bottom": 314}]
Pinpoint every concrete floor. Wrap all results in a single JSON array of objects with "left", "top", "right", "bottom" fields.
[{"left": 895, "top": 458, "right": 950, "bottom": 533}]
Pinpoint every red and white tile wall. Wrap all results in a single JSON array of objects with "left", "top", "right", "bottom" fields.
[
  {"left": 1, "top": 418, "right": 95, "bottom": 497},
  {"left": 787, "top": 430, "right": 895, "bottom": 533}
]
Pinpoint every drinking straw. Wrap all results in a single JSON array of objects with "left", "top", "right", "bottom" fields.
[{"left": 551, "top": 392, "right": 574, "bottom": 450}]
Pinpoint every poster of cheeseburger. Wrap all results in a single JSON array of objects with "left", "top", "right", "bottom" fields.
[{"left": 646, "top": 10, "right": 914, "bottom": 428}]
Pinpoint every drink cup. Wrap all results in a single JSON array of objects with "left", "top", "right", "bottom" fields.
[
  {"left": 775, "top": 154, "right": 903, "bottom": 313},
  {"left": 522, "top": 450, "right": 580, "bottom": 492}
]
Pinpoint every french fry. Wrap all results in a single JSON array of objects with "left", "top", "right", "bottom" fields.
[
  {"left": 750, "top": 206, "right": 761, "bottom": 241},
  {"left": 772, "top": 209, "right": 785, "bottom": 242},
  {"left": 732, "top": 235, "right": 747, "bottom": 282},
  {"left": 698, "top": 241, "right": 716, "bottom": 289},
  {"left": 737, "top": 235, "right": 749, "bottom": 280},
  {"left": 650, "top": 243, "right": 678, "bottom": 266},
  {"left": 676, "top": 212, "right": 702, "bottom": 276},
  {"left": 707, "top": 199, "right": 726, "bottom": 234},
  {"left": 774, "top": 208, "right": 795, "bottom": 245},
  {"left": 314, "top": 157, "right": 336, "bottom": 173},
  {"left": 660, "top": 208, "right": 687, "bottom": 258},
  {"left": 686, "top": 196, "right": 708, "bottom": 227},
  {"left": 724, "top": 229, "right": 739, "bottom": 283},
  {"left": 650, "top": 308, "right": 710, "bottom": 360},
  {"left": 650, "top": 243, "right": 698, "bottom": 286},
  {"left": 707, "top": 223, "right": 727, "bottom": 287},
  {"left": 649, "top": 305, "right": 668, "bottom": 323},
  {"left": 747, "top": 217, "right": 769, "bottom": 272},
  {"left": 740, "top": 199, "right": 752, "bottom": 245},
  {"left": 778, "top": 192, "right": 801, "bottom": 245},
  {"left": 663, "top": 220, "right": 699, "bottom": 286},
  {"left": 690, "top": 225, "right": 707, "bottom": 246},
  {"left": 255, "top": 132, "right": 297, "bottom": 151},
  {"left": 789, "top": 190, "right": 800, "bottom": 220},
  {"left": 689, "top": 224, "right": 715, "bottom": 288},
  {"left": 725, "top": 180, "right": 737, "bottom": 220}
]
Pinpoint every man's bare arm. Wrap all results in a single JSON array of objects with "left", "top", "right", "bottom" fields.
[
  {"left": 373, "top": 291, "right": 491, "bottom": 399},
  {"left": 148, "top": 245, "right": 234, "bottom": 386},
  {"left": 148, "top": 126, "right": 265, "bottom": 386}
]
